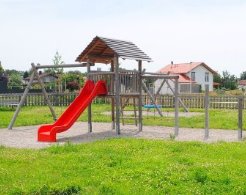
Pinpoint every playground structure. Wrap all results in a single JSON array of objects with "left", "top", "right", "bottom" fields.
[{"left": 8, "top": 36, "right": 181, "bottom": 142}]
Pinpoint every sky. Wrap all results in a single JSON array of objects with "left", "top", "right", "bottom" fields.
[{"left": 0, "top": 0, "right": 246, "bottom": 76}]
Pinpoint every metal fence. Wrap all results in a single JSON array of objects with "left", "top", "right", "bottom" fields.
[{"left": 0, "top": 93, "right": 245, "bottom": 109}]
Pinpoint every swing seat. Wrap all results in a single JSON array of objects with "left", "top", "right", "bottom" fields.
[{"left": 143, "top": 104, "right": 162, "bottom": 109}]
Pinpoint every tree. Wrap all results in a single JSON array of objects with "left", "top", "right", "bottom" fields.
[
  {"left": 0, "top": 61, "right": 4, "bottom": 75},
  {"left": 8, "top": 72, "right": 22, "bottom": 89},
  {"left": 23, "top": 71, "right": 29, "bottom": 79},
  {"left": 45, "top": 51, "right": 64, "bottom": 92},
  {"left": 240, "top": 71, "right": 246, "bottom": 80},
  {"left": 45, "top": 51, "right": 64, "bottom": 75},
  {"left": 62, "top": 71, "right": 85, "bottom": 91},
  {"left": 213, "top": 72, "right": 222, "bottom": 84},
  {"left": 221, "top": 70, "right": 237, "bottom": 90}
]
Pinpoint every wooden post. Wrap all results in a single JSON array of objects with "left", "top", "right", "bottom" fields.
[
  {"left": 33, "top": 63, "right": 57, "bottom": 121},
  {"left": 166, "top": 80, "right": 189, "bottom": 112},
  {"left": 238, "top": 96, "right": 243, "bottom": 140},
  {"left": 174, "top": 78, "right": 179, "bottom": 136},
  {"left": 111, "top": 61, "right": 115, "bottom": 130},
  {"left": 138, "top": 60, "right": 143, "bottom": 131},
  {"left": 114, "top": 55, "right": 120, "bottom": 135},
  {"left": 8, "top": 69, "right": 36, "bottom": 129},
  {"left": 141, "top": 80, "right": 163, "bottom": 116},
  {"left": 87, "top": 61, "right": 92, "bottom": 133},
  {"left": 204, "top": 84, "right": 209, "bottom": 140},
  {"left": 156, "top": 79, "right": 166, "bottom": 96}
]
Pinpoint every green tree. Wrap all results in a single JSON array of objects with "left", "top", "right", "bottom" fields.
[
  {"left": 221, "top": 71, "right": 237, "bottom": 90},
  {"left": 45, "top": 51, "right": 64, "bottom": 75},
  {"left": 213, "top": 73, "right": 222, "bottom": 84},
  {"left": 0, "top": 61, "right": 4, "bottom": 75},
  {"left": 240, "top": 71, "right": 246, "bottom": 80},
  {"left": 45, "top": 51, "right": 64, "bottom": 92},
  {"left": 23, "top": 71, "right": 29, "bottom": 79},
  {"left": 62, "top": 71, "right": 85, "bottom": 91},
  {"left": 8, "top": 72, "right": 22, "bottom": 89}
]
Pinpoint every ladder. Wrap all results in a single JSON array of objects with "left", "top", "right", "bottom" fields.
[{"left": 120, "top": 97, "right": 138, "bottom": 126}]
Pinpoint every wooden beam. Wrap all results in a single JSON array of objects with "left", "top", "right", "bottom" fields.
[
  {"left": 174, "top": 78, "right": 179, "bottom": 136},
  {"left": 8, "top": 69, "right": 36, "bottom": 129},
  {"left": 114, "top": 55, "right": 121, "bottom": 134},
  {"left": 87, "top": 61, "right": 92, "bottom": 133},
  {"left": 238, "top": 96, "right": 243, "bottom": 140},
  {"left": 142, "top": 75, "right": 179, "bottom": 80},
  {"left": 165, "top": 80, "right": 189, "bottom": 112},
  {"left": 87, "top": 54, "right": 114, "bottom": 60},
  {"left": 35, "top": 63, "right": 94, "bottom": 69},
  {"left": 141, "top": 80, "right": 163, "bottom": 117},
  {"left": 156, "top": 79, "right": 167, "bottom": 96},
  {"left": 111, "top": 60, "right": 115, "bottom": 130},
  {"left": 204, "top": 84, "right": 209, "bottom": 140},
  {"left": 33, "top": 63, "right": 57, "bottom": 121},
  {"left": 138, "top": 61, "right": 143, "bottom": 131}
]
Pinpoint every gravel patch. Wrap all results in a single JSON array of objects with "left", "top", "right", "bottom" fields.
[
  {"left": 103, "top": 111, "right": 203, "bottom": 117},
  {"left": 0, "top": 122, "right": 243, "bottom": 149}
]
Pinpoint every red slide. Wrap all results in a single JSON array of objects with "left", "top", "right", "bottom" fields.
[{"left": 38, "top": 80, "right": 107, "bottom": 142}]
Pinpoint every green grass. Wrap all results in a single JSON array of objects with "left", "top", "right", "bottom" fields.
[
  {"left": 1, "top": 139, "right": 246, "bottom": 194},
  {"left": 0, "top": 104, "right": 245, "bottom": 130}
]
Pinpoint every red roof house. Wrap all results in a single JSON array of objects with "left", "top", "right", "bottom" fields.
[{"left": 155, "top": 62, "right": 216, "bottom": 94}]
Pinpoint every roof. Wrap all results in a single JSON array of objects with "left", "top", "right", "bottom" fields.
[
  {"left": 24, "top": 73, "right": 58, "bottom": 81},
  {"left": 76, "top": 36, "right": 152, "bottom": 64},
  {"left": 178, "top": 74, "right": 196, "bottom": 83},
  {"left": 238, "top": 80, "right": 246, "bottom": 86},
  {"left": 158, "top": 62, "right": 217, "bottom": 75}
]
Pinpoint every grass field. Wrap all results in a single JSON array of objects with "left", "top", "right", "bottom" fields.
[
  {"left": 0, "top": 104, "right": 245, "bottom": 130},
  {"left": 1, "top": 105, "right": 246, "bottom": 194},
  {"left": 1, "top": 139, "right": 246, "bottom": 194}
]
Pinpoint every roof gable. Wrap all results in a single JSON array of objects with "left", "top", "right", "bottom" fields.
[
  {"left": 239, "top": 80, "right": 246, "bottom": 86},
  {"left": 76, "top": 36, "right": 152, "bottom": 64},
  {"left": 158, "top": 62, "right": 216, "bottom": 74}
]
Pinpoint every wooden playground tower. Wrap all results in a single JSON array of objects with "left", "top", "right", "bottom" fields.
[{"left": 8, "top": 36, "right": 180, "bottom": 136}]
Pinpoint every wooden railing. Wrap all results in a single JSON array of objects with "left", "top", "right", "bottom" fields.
[{"left": 88, "top": 71, "right": 139, "bottom": 95}]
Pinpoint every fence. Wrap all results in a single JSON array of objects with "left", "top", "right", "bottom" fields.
[
  {"left": 143, "top": 95, "right": 246, "bottom": 109},
  {"left": 0, "top": 93, "right": 77, "bottom": 107},
  {"left": 0, "top": 93, "right": 245, "bottom": 109}
]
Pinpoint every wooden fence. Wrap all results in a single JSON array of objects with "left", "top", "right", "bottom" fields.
[
  {"left": 142, "top": 95, "right": 245, "bottom": 109},
  {"left": 0, "top": 93, "right": 245, "bottom": 109}
]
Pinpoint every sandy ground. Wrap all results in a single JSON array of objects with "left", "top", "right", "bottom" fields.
[
  {"left": 103, "top": 111, "right": 203, "bottom": 117},
  {"left": 0, "top": 122, "right": 243, "bottom": 149}
]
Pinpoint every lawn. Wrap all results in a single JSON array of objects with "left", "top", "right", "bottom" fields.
[
  {"left": 1, "top": 139, "right": 246, "bottom": 194},
  {"left": 0, "top": 104, "right": 245, "bottom": 130}
]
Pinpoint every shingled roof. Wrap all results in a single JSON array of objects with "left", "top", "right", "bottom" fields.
[
  {"left": 75, "top": 36, "right": 152, "bottom": 64},
  {"left": 158, "top": 62, "right": 217, "bottom": 75}
]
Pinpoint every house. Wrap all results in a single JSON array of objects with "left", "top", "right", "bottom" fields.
[
  {"left": 238, "top": 80, "right": 246, "bottom": 90},
  {"left": 154, "top": 62, "right": 217, "bottom": 94},
  {"left": 23, "top": 71, "right": 58, "bottom": 85}
]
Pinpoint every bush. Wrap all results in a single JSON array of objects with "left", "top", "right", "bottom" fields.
[{"left": 66, "top": 81, "right": 80, "bottom": 91}]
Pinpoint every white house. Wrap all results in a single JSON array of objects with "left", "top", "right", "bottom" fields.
[{"left": 154, "top": 62, "right": 216, "bottom": 94}]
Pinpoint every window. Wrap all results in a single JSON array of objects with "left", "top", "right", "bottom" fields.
[
  {"left": 191, "top": 72, "right": 195, "bottom": 81},
  {"left": 205, "top": 72, "right": 209, "bottom": 82}
]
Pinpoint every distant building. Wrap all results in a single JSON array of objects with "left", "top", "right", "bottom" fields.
[
  {"left": 23, "top": 71, "right": 58, "bottom": 85},
  {"left": 0, "top": 73, "right": 8, "bottom": 93},
  {"left": 155, "top": 62, "right": 217, "bottom": 94},
  {"left": 238, "top": 80, "right": 246, "bottom": 90}
]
